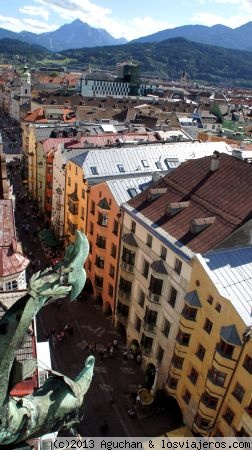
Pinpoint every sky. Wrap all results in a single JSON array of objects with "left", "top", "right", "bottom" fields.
[{"left": 0, "top": 0, "right": 252, "bottom": 41}]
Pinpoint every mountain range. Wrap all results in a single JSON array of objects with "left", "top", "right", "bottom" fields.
[
  {"left": 132, "top": 22, "right": 252, "bottom": 51},
  {"left": 0, "top": 19, "right": 252, "bottom": 52},
  {"left": 0, "top": 19, "right": 126, "bottom": 51}
]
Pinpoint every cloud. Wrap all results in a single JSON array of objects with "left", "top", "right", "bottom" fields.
[
  {"left": 0, "top": 14, "right": 57, "bottom": 33},
  {"left": 190, "top": 10, "right": 252, "bottom": 27},
  {"left": 37, "top": 0, "right": 173, "bottom": 40},
  {"left": 19, "top": 5, "right": 50, "bottom": 21}
]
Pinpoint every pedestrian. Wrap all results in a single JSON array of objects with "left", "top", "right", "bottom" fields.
[
  {"left": 109, "top": 346, "right": 113, "bottom": 358},
  {"left": 113, "top": 339, "right": 119, "bottom": 351},
  {"left": 136, "top": 395, "right": 141, "bottom": 408},
  {"left": 136, "top": 352, "right": 142, "bottom": 365},
  {"left": 92, "top": 342, "right": 97, "bottom": 352},
  {"left": 99, "top": 349, "right": 104, "bottom": 361}
]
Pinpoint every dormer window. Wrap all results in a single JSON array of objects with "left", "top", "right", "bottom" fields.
[
  {"left": 166, "top": 201, "right": 189, "bottom": 216},
  {"left": 190, "top": 216, "right": 216, "bottom": 234},
  {"left": 148, "top": 188, "right": 167, "bottom": 201},
  {"left": 164, "top": 158, "right": 179, "bottom": 169},
  {"left": 141, "top": 159, "right": 149, "bottom": 167},
  {"left": 118, "top": 164, "right": 125, "bottom": 173},
  {"left": 90, "top": 166, "right": 98, "bottom": 175}
]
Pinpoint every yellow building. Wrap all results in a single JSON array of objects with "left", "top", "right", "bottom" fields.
[{"left": 165, "top": 248, "right": 252, "bottom": 437}]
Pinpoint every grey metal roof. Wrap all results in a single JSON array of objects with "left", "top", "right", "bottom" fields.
[
  {"left": 70, "top": 141, "right": 232, "bottom": 182},
  {"left": 220, "top": 325, "right": 242, "bottom": 346},
  {"left": 106, "top": 176, "right": 152, "bottom": 206},
  {"left": 184, "top": 290, "right": 201, "bottom": 307},
  {"left": 151, "top": 260, "right": 168, "bottom": 274},
  {"left": 199, "top": 246, "right": 252, "bottom": 325}
]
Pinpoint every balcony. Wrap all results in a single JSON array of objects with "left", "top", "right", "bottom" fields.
[
  {"left": 142, "top": 321, "right": 156, "bottom": 334},
  {"left": 148, "top": 291, "right": 161, "bottom": 304},
  {"left": 121, "top": 260, "right": 134, "bottom": 273},
  {"left": 205, "top": 371, "right": 226, "bottom": 396}
]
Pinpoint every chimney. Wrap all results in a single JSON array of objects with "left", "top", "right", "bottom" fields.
[{"left": 210, "top": 151, "right": 220, "bottom": 172}]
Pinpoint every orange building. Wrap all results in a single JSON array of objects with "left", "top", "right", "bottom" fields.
[{"left": 85, "top": 182, "right": 121, "bottom": 316}]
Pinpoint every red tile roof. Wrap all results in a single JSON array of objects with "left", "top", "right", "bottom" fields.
[
  {"left": 126, "top": 153, "right": 252, "bottom": 253},
  {"left": 0, "top": 200, "right": 29, "bottom": 276},
  {"left": 42, "top": 132, "right": 157, "bottom": 154}
]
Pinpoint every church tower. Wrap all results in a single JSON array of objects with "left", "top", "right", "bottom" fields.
[{"left": 20, "top": 64, "right": 31, "bottom": 102}]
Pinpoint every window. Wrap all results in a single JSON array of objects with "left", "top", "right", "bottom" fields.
[
  {"left": 109, "top": 264, "right": 115, "bottom": 279},
  {"left": 223, "top": 407, "right": 235, "bottom": 425},
  {"left": 157, "top": 346, "right": 164, "bottom": 362},
  {"left": 176, "top": 330, "right": 191, "bottom": 346},
  {"left": 163, "top": 318, "right": 171, "bottom": 337},
  {"left": 91, "top": 166, "right": 98, "bottom": 175},
  {"left": 46, "top": 196, "right": 52, "bottom": 205},
  {"left": 68, "top": 177, "right": 71, "bottom": 186},
  {"left": 142, "top": 259, "right": 149, "bottom": 278},
  {"left": 68, "top": 221, "right": 77, "bottom": 235},
  {"left": 146, "top": 234, "right": 152, "bottom": 248},
  {"left": 183, "top": 389, "right": 191, "bottom": 405},
  {"left": 204, "top": 318, "right": 213, "bottom": 334},
  {"left": 195, "top": 414, "right": 210, "bottom": 431},
  {"left": 160, "top": 246, "right": 167, "bottom": 261},
  {"left": 119, "top": 277, "right": 132, "bottom": 296},
  {"left": 243, "top": 355, "right": 252, "bottom": 374},
  {"left": 209, "top": 367, "right": 226, "bottom": 386},
  {"left": 75, "top": 166, "right": 78, "bottom": 176},
  {"left": 82, "top": 188, "right": 85, "bottom": 199},
  {"left": 182, "top": 305, "right": 197, "bottom": 320},
  {"left": 232, "top": 383, "right": 245, "bottom": 402},
  {"left": 128, "top": 188, "right": 137, "bottom": 198},
  {"left": 108, "top": 284, "right": 114, "bottom": 298},
  {"left": 168, "top": 286, "right": 177, "bottom": 308},
  {"left": 141, "top": 334, "right": 153, "bottom": 354},
  {"left": 188, "top": 367, "right": 198, "bottom": 385},
  {"left": 138, "top": 290, "right": 145, "bottom": 308},
  {"left": 122, "top": 247, "right": 135, "bottom": 265},
  {"left": 196, "top": 344, "right": 206, "bottom": 361},
  {"left": 95, "top": 256, "right": 104, "bottom": 269},
  {"left": 96, "top": 235, "right": 106, "bottom": 249},
  {"left": 217, "top": 339, "right": 234, "bottom": 359},
  {"left": 167, "top": 375, "right": 178, "bottom": 390},
  {"left": 215, "top": 302, "right": 221, "bottom": 312},
  {"left": 171, "top": 354, "right": 184, "bottom": 369},
  {"left": 89, "top": 242, "right": 92, "bottom": 254},
  {"left": 149, "top": 276, "right": 163, "bottom": 295},
  {"left": 201, "top": 392, "right": 218, "bottom": 409},
  {"left": 47, "top": 182, "right": 52, "bottom": 189},
  {"left": 155, "top": 161, "right": 163, "bottom": 170},
  {"left": 113, "top": 220, "right": 119, "bottom": 236},
  {"left": 48, "top": 167, "right": 53, "bottom": 174},
  {"left": 6, "top": 280, "right": 18, "bottom": 291},
  {"left": 118, "top": 164, "right": 125, "bottom": 173},
  {"left": 91, "top": 200, "right": 95, "bottom": 215},
  {"left": 207, "top": 295, "right": 213, "bottom": 304},
  {"left": 69, "top": 200, "right": 78, "bottom": 215},
  {"left": 135, "top": 316, "right": 141, "bottom": 332},
  {"left": 95, "top": 275, "right": 103, "bottom": 288},
  {"left": 144, "top": 308, "right": 157, "bottom": 327},
  {"left": 98, "top": 212, "right": 108, "bottom": 227},
  {"left": 174, "top": 258, "right": 182, "bottom": 275},
  {"left": 81, "top": 207, "right": 85, "bottom": 220},
  {"left": 131, "top": 221, "right": 136, "bottom": 233},
  {"left": 111, "top": 243, "right": 117, "bottom": 258},
  {"left": 89, "top": 222, "right": 94, "bottom": 235}
]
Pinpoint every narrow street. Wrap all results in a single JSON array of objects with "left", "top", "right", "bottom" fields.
[{"left": 9, "top": 158, "right": 182, "bottom": 438}]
